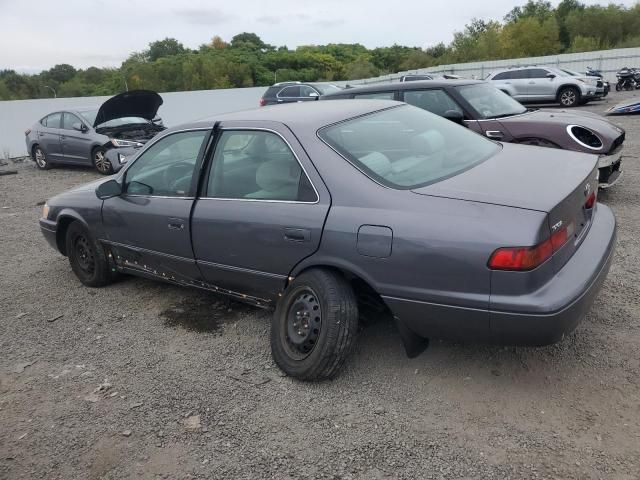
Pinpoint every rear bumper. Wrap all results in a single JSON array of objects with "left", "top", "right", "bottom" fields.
[
  {"left": 39, "top": 218, "right": 59, "bottom": 251},
  {"left": 598, "top": 147, "right": 623, "bottom": 188},
  {"left": 383, "top": 204, "right": 616, "bottom": 346}
]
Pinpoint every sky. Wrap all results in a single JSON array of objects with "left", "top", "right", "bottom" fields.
[{"left": 0, "top": 0, "right": 637, "bottom": 73}]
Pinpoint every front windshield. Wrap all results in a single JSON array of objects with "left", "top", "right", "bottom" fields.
[
  {"left": 313, "top": 83, "right": 341, "bottom": 95},
  {"left": 78, "top": 109, "right": 98, "bottom": 125},
  {"left": 318, "top": 104, "right": 500, "bottom": 189},
  {"left": 457, "top": 83, "right": 527, "bottom": 119},
  {"left": 560, "top": 69, "right": 581, "bottom": 77}
]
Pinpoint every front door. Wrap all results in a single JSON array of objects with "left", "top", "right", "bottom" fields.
[
  {"left": 61, "top": 112, "right": 93, "bottom": 164},
  {"left": 101, "top": 129, "right": 211, "bottom": 283},
  {"left": 191, "top": 123, "right": 330, "bottom": 303},
  {"left": 526, "top": 68, "right": 554, "bottom": 100}
]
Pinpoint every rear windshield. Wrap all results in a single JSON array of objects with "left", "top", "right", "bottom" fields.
[{"left": 318, "top": 105, "right": 500, "bottom": 189}]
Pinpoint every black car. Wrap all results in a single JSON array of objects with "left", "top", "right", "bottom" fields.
[{"left": 259, "top": 82, "right": 341, "bottom": 106}]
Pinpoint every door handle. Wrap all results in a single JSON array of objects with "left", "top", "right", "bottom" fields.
[
  {"left": 284, "top": 228, "right": 310, "bottom": 242},
  {"left": 486, "top": 130, "right": 504, "bottom": 139},
  {"left": 167, "top": 217, "right": 185, "bottom": 230}
]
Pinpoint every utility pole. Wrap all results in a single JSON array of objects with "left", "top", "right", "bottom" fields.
[
  {"left": 43, "top": 85, "right": 56, "bottom": 98},
  {"left": 123, "top": 77, "right": 129, "bottom": 92}
]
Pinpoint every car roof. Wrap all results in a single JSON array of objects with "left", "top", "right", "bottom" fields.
[
  {"left": 324, "top": 79, "right": 484, "bottom": 95},
  {"left": 183, "top": 99, "right": 404, "bottom": 131}
]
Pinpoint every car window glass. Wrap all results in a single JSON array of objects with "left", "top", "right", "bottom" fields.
[
  {"left": 279, "top": 86, "right": 301, "bottom": 97},
  {"left": 528, "top": 69, "right": 549, "bottom": 79},
  {"left": 300, "top": 85, "right": 319, "bottom": 97},
  {"left": 124, "top": 130, "right": 207, "bottom": 197},
  {"left": 45, "top": 113, "right": 62, "bottom": 129},
  {"left": 403, "top": 89, "right": 463, "bottom": 116},
  {"left": 354, "top": 91, "right": 395, "bottom": 100},
  {"left": 492, "top": 72, "right": 511, "bottom": 80},
  {"left": 62, "top": 113, "right": 82, "bottom": 130},
  {"left": 510, "top": 70, "right": 529, "bottom": 79},
  {"left": 207, "top": 130, "right": 316, "bottom": 202}
]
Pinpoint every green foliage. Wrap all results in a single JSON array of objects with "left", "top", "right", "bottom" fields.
[{"left": 4, "top": 1, "right": 640, "bottom": 101}]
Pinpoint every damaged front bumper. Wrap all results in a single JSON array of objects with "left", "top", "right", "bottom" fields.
[{"left": 598, "top": 146, "right": 623, "bottom": 188}]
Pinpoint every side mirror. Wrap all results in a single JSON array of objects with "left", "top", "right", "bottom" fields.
[
  {"left": 96, "top": 179, "right": 122, "bottom": 199},
  {"left": 73, "top": 122, "right": 88, "bottom": 132},
  {"left": 546, "top": 73, "right": 556, "bottom": 79},
  {"left": 443, "top": 110, "right": 464, "bottom": 124},
  {"left": 309, "top": 92, "right": 319, "bottom": 98}
]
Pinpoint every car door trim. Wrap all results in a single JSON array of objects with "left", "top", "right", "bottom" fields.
[
  {"left": 100, "top": 239, "right": 196, "bottom": 264},
  {"left": 197, "top": 259, "right": 287, "bottom": 280},
  {"left": 200, "top": 127, "right": 320, "bottom": 204}
]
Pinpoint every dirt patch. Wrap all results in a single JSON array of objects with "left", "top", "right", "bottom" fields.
[{"left": 160, "top": 295, "right": 255, "bottom": 333}]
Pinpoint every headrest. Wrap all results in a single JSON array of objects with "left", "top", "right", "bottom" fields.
[
  {"left": 411, "top": 131, "right": 445, "bottom": 156},
  {"left": 358, "top": 151, "right": 392, "bottom": 176},
  {"left": 255, "top": 160, "right": 300, "bottom": 192}
]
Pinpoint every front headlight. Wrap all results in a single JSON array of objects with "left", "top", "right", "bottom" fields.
[
  {"left": 42, "top": 203, "right": 50, "bottom": 219},
  {"left": 110, "top": 138, "right": 143, "bottom": 148}
]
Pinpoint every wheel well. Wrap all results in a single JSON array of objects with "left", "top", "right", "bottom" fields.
[
  {"left": 55, "top": 216, "right": 77, "bottom": 256},
  {"left": 557, "top": 84, "right": 580, "bottom": 99},
  {"left": 31, "top": 143, "right": 39, "bottom": 158},
  {"left": 291, "top": 265, "right": 392, "bottom": 321}
]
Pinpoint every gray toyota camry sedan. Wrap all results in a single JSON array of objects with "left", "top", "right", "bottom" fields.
[{"left": 39, "top": 100, "right": 616, "bottom": 381}]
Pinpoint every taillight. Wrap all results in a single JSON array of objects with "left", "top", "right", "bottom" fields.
[
  {"left": 25, "top": 128, "right": 31, "bottom": 136},
  {"left": 259, "top": 98, "right": 266, "bottom": 107},
  {"left": 488, "top": 222, "right": 574, "bottom": 271},
  {"left": 584, "top": 191, "right": 596, "bottom": 209}
]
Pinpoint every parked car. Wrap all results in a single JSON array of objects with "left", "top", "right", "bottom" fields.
[
  {"left": 321, "top": 80, "right": 624, "bottom": 188},
  {"left": 485, "top": 66, "right": 600, "bottom": 107},
  {"left": 558, "top": 68, "right": 607, "bottom": 97},
  {"left": 39, "top": 100, "right": 616, "bottom": 380},
  {"left": 25, "top": 90, "right": 165, "bottom": 174},
  {"left": 259, "top": 81, "right": 341, "bottom": 106}
]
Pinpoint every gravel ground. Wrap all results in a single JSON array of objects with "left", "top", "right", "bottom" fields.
[{"left": 1, "top": 93, "right": 640, "bottom": 480}]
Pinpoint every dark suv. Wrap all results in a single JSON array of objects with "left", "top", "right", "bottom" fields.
[{"left": 260, "top": 82, "right": 341, "bottom": 106}]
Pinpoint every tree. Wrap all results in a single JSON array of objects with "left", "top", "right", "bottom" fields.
[
  {"left": 209, "top": 35, "right": 228, "bottom": 49},
  {"left": 556, "top": 0, "right": 585, "bottom": 49},
  {"left": 501, "top": 17, "right": 561, "bottom": 57},
  {"left": 344, "top": 58, "right": 379, "bottom": 80},
  {"left": 505, "top": 1, "right": 553, "bottom": 23},
  {"left": 230, "top": 32, "right": 270, "bottom": 50},
  {"left": 147, "top": 38, "right": 186, "bottom": 62},
  {"left": 47, "top": 64, "right": 77, "bottom": 83}
]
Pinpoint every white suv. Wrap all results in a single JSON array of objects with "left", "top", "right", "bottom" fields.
[{"left": 486, "top": 66, "right": 599, "bottom": 107}]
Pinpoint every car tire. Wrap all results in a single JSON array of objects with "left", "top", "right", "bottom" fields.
[
  {"left": 270, "top": 269, "right": 358, "bottom": 381},
  {"left": 66, "top": 221, "right": 115, "bottom": 287},
  {"left": 33, "top": 145, "right": 51, "bottom": 170},
  {"left": 558, "top": 86, "right": 580, "bottom": 107},
  {"left": 92, "top": 147, "right": 113, "bottom": 175}
]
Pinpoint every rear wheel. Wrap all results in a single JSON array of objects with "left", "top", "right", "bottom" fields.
[
  {"left": 66, "top": 222, "right": 115, "bottom": 287},
  {"left": 33, "top": 145, "right": 51, "bottom": 170},
  {"left": 558, "top": 86, "right": 580, "bottom": 107},
  {"left": 271, "top": 269, "right": 358, "bottom": 381},
  {"left": 92, "top": 147, "right": 113, "bottom": 175}
]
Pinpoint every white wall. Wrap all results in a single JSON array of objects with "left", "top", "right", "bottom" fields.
[{"left": 0, "top": 87, "right": 265, "bottom": 157}]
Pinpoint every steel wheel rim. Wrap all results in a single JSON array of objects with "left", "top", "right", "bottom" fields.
[
  {"left": 94, "top": 151, "right": 110, "bottom": 173},
  {"left": 35, "top": 148, "right": 46, "bottom": 168},
  {"left": 561, "top": 91, "right": 576, "bottom": 106},
  {"left": 74, "top": 235, "right": 95, "bottom": 274},
  {"left": 283, "top": 288, "right": 322, "bottom": 359}
]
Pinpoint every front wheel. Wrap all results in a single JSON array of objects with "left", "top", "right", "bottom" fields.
[
  {"left": 615, "top": 82, "right": 622, "bottom": 92},
  {"left": 33, "top": 146, "right": 51, "bottom": 170},
  {"left": 92, "top": 147, "right": 113, "bottom": 175},
  {"left": 271, "top": 269, "right": 358, "bottom": 381},
  {"left": 558, "top": 87, "right": 580, "bottom": 107},
  {"left": 66, "top": 222, "right": 116, "bottom": 287}
]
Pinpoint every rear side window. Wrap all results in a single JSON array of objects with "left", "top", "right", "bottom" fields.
[
  {"left": 491, "top": 71, "right": 512, "bottom": 80},
  {"left": 318, "top": 105, "right": 499, "bottom": 189},
  {"left": 43, "top": 113, "right": 62, "bottom": 129},
  {"left": 354, "top": 91, "right": 395, "bottom": 100},
  {"left": 278, "top": 86, "right": 301, "bottom": 98},
  {"left": 207, "top": 130, "right": 316, "bottom": 202},
  {"left": 403, "top": 89, "right": 463, "bottom": 116}
]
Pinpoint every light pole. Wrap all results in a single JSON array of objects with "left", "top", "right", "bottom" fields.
[
  {"left": 43, "top": 85, "right": 57, "bottom": 98},
  {"left": 123, "top": 77, "right": 129, "bottom": 92}
]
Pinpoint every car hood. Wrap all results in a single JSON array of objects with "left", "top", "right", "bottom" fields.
[
  {"left": 411, "top": 143, "right": 597, "bottom": 212},
  {"left": 502, "top": 109, "right": 622, "bottom": 136},
  {"left": 93, "top": 90, "right": 163, "bottom": 127}
]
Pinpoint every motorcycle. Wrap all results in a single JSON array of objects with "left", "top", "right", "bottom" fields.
[
  {"left": 586, "top": 66, "right": 609, "bottom": 96},
  {"left": 615, "top": 67, "right": 640, "bottom": 91}
]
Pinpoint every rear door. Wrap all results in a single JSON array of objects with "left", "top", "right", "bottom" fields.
[
  {"left": 38, "top": 112, "right": 64, "bottom": 161},
  {"left": 191, "top": 122, "right": 331, "bottom": 303},
  {"left": 60, "top": 113, "right": 92, "bottom": 164},
  {"left": 101, "top": 129, "right": 211, "bottom": 282}
]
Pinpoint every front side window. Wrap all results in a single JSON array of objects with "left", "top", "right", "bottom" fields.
[
  {"left": 207, "top": 130, "right": 316, "bottom": 202},
  {"left": 279, "top": 86, "right": 301, "bottom": 98},
  {"left": 44, "top": 113, "right": 62, "bottom": 129},
  {"left": 62, "top": 113, "right": 82, "bottom": 130},
  {"left": 528, "top": 68, "right": 550, "bottom": 79},
  {"left": 403, "top": 89, "right": 463, "bottom": 116},
  {"left": 457, "top": 83, "right": 527, "bottom": 119},
  {"left": 354, "top": 91, "right": 395, "bottom": 100},
  {"left": 124, "top": 130, "right": 208, "bottom": 197},
  {"left": 318, "top": 105, "right": 500, "bottom": 189},
  {"left": 510, "top": 70, "right": 529, "bottom": 79},
  {"left": 300, "top": 85, "right": 319, "bottom": 97}
]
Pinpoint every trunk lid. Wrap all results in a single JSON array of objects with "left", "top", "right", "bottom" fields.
[
  {"left": 412, "top": 143, "right": 599, "bottom": 271},
  {"left": 93, "top": 90, "right": 163, "bottom": 127}
]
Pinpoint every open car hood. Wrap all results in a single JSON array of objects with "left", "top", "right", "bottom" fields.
[{"left": 93, "top": 90, "right": 163, "bottom": 127}]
